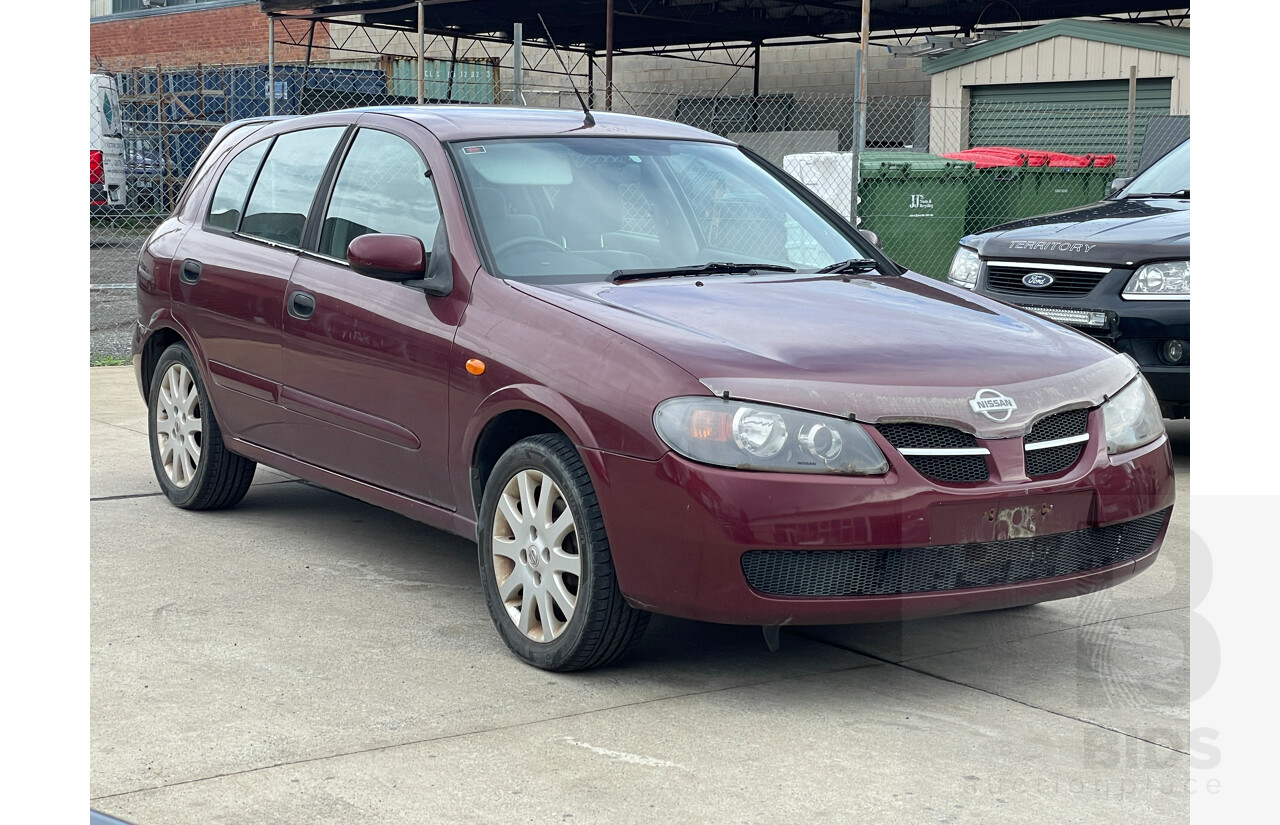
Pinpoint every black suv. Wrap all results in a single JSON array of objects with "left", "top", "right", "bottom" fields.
[{"left": 947, "top": 139, "right": 1189, "bottom": 419}]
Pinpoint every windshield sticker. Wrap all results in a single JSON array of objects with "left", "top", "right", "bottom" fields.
[{"left": 461, "top": 146, "right": 486, "bottom": 155}]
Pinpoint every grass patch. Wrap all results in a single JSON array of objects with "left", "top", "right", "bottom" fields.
[{"left": 91, "top": 355, "right": 133, "bottom": 367}]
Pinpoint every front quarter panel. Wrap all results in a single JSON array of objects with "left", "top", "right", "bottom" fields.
[{"left": 449, "top": 271, "right": 705, "bottom": 521}]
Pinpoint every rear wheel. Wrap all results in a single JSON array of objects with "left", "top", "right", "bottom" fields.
[
  {"left": 478, "top": 434, "right": 649, "bottom": 671},
  {"left": 148, "top": 342, "right": 256, "bottom": 510}
]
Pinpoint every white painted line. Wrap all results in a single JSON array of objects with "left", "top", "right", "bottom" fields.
[{"left": 561, "top": 737, "right": 693, "bottom": 771}]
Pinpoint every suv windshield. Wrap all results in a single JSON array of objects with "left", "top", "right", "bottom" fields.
[
  {"left": 1118, "top": 139, "right": 1190, "bottom": 199},
  {"left": 449, "top": 137, "right": 877, "bottom": 281}
]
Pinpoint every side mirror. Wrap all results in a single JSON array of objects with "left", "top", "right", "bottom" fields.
[
  {"left": 347, "top": 224, "right": 452, "bottom": 297},
  {"left": 859, "top": 228, "right": 883, "bottom": 249},
  {"left": 1108, "top": 177, "right": 1133, "bottom": 197},
  {"left": 348, "top": 233, "right": 425, "bottom": 281}
]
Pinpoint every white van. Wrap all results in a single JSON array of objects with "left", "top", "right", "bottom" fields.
[{"left": 90, "top": 73, "right": 128, "bottom": 209}]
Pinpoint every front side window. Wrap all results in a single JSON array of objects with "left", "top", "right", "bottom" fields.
[
  {"left": 240, "top": 127, "right": 346, "bottom": 246},
  {"left": 319, "top": 129, "right": 441, "bottom": 260},
  {"left": 449, "top": 137, "right": 873, "bottom": 281}
]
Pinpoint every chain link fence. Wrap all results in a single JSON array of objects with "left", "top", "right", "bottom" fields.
[{"left": 90, "top": 61, "right": 1186, "bottom": 358}]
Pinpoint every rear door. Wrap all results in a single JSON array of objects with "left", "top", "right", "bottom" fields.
[
  {"left": 280, "top": 119, "right": 459, "bottom": 506},
  {"left": 172, "top": 123, "right": 347, "bottom": 449},
  {"left": 90, "top": 74, "right": 127, "bottom": 208}
]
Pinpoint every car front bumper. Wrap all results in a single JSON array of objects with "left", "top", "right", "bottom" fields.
[{"left": 583, "top": 423, "right": 1174, "bottom": 626}]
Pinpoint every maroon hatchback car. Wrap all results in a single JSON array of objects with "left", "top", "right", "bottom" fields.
[{"left": 134, "top": 106, "right": 1174, "bottom": 670}]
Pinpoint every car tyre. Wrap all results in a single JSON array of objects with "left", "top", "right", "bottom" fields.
[
  {"left": 148, "top": 342, "right": 256, "bottom": 510},
  {"left": 478, "top": 434, "right": 649, "bottom": 671}
]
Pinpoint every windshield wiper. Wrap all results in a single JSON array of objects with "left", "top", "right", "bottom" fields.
[
  {"left": 610, "top": 261, "right": 796, "bottom": 282},
  {"left": 1124, "top": 189, "right": 1190, "bottom": 199},
  {"left": 816, "top": 258, "right": 881, "bottom": 275}
]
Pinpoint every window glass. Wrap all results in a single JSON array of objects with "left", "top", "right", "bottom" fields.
[
  {"left": 1120, "top": 139, "right": 1190, "bottom": 197},
  {"left": 207, "top": 138, "right": 269, "bottom": 232},
  {"left": 241, "top": 127, "right": 345, "bottom": 246},
  {"left": 319, "top": 129, "right": 440, "bottom": 259}
]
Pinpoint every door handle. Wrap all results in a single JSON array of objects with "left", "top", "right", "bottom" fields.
[
  {"left": 288, "top": 290, "right": 316, "bottom": 320},
  {"left": 179, "top": 259, "right": 202, "bottom": 284}
]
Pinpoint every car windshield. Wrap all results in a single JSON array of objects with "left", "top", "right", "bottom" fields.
[
  {"left": 449, "top": 137, "right": 877, "bottom": 281},
  {"left": 1118, "top": 139, "right": 1190, "bottom": 199}
]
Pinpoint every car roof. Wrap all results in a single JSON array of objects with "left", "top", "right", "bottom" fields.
[{"left": 251, "top": 105, "right": 734, "bottom": 144}]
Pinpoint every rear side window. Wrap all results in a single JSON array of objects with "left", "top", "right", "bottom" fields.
[
  {"left": 318, "top": 129, "right": 440, "bottom": 259},
  {"left": 240, "top": 127, "right": 345, "bottom": 246},
  {"left": 207, "top": 139, "right": 270, "bottom": 232}
]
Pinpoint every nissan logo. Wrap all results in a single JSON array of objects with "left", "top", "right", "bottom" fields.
[
  {"left": 1022, "top": 272, "right": 1054, "bottom": 288},
  {"left": 969, "top": 389, "right": 1018, "bottom": 422}
]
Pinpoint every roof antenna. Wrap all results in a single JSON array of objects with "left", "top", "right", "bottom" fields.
[{"left": 537, "top": 13, "right": 595, "bottom": 128}]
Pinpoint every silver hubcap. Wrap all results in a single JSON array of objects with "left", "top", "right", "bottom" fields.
[
  {"left": 155, "top": 362, "right": 203, "bottom": 488},
  {"left": 491, "top": 469, "right": 581, "bottom": 642}
]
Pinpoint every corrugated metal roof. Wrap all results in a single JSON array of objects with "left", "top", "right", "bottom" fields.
[
  {"left": 922, "top": 20, "right": 1190, "bottom": 75},
  {"left": 258, "top": 2, "right": 1189, "bottom": 51}
]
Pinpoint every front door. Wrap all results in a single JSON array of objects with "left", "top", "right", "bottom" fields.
[{"left": 280, "top": 125, "right": 458, "bottom": 507}]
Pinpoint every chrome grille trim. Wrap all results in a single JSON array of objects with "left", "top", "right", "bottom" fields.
[{"left": 1024, "top": 434, "right": 1090, "bottom": 451}]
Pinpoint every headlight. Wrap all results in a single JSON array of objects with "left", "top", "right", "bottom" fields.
[
  {"left": 1123, "top": 260, "right": 1189, "bottom": 299},
  {"left": 1102, "top": 378, "right": 1165, "bottom": 454},
  {"left": 654, "top": 397, "right": 889, "bottom": 475},
  {"left": 947, "top": 246, "right": 981, "bottom": 289}
]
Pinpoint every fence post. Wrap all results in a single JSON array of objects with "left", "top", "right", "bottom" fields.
[
  {"left": 1125, "top": 64, "right": 1137, "bottom": 177},
  {"left": 850, "top": 49, "right": 863, "bottom": 224}
]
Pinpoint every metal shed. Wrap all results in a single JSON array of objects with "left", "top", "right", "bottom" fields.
[{"left": 920, "top": 20, "right": 1190, "bottom": 158}]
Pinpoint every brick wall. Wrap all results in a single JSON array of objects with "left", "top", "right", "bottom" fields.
[{"left": 90, "top": 4, "right": 329, "bottom": 72}]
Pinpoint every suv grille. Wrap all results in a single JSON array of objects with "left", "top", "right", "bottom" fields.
[
  {"left": 986, "top": 263, "right": 1108, "bottom": 297},
  {"left": 740, "top": 509, "right": 1169, "bottom": 597},
  {"left": 1024, "top": 408, "right": 1091, "bottom": 478},
  {"left": 876, "top": 423, "right": 989, "bottom": 483}
]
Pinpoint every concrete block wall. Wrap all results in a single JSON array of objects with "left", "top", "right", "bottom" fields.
[{"left": 609, "top": 41, "right": 929, "bottom": 99}]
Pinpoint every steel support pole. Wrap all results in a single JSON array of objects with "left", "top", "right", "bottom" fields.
[
  {"left": 751, "top": 42, "right": 761, "bottom": 131},
  {"left": 268, "top": 17, "right": 276, "bottom": 116},
  {"left": 512, "top": 22, "right": 523, "bottom": 105},
  {"left": 417, "top": 0, "right": 425, "bottom": 104},
  {"left": 605, "top": 0, "right": 615, "bottom": 111},
  {"left": 859, "top": 0, "right": 870, "bottom": 150}
]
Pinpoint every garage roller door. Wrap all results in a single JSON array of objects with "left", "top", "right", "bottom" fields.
[{"left": 969, "top": 79, "right": 1173, "bottom": 157}]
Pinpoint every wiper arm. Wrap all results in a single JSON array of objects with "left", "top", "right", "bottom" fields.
[
  {"left": 610, "top": 261, "right": 796, "bottom": 282},
  {"left": 1124, "top": 189, "right": 1190, "bottom": 199},
  {"left": 816, "top": 258, "right": 881, "bottom": 275}
]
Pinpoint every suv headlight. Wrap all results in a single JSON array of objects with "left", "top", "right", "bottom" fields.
[
  {"left": 947, "top": 246, "right": 981, "bottom": 289},
  {"left": 1102, "top": 378, "right": 1165, "bottom": 454},
  {"left": 1123, "top": 260, "right": 1189, "bottom": 299},
  {"left": 654, "top": 398, "right": 889, "bottom": 475}
]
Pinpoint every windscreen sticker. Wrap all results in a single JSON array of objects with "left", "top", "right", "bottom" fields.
[{"left": 461, "top": 146, "right": 486, "bottom": 154}]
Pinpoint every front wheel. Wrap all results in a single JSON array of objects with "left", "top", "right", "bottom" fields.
[
  {"left": 147, "top": 342, "right": 256, "bottom": 510},
  {"left": 478, "top": 434, "right": 649, "bottom": 671}
]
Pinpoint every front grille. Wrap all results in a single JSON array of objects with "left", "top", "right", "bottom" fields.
[
  {"left": 986, "top": 264, "right": 1108, "bottom": 297},
  {"left": 1027, "top": 409, "right": 1090, "bottom": 443},
  {"left": 740, "top": 509, "right": 1170, "bottom": 597},
  {"left": 1025, "top": 408, "right": 1091, "bottom": 477},
  {"left": 1026, "top": 443, "right": 1085, "bottom": 476},
  {"left": 877, "top": 422, "right": 976, "bottom": 451},
  {"left": 902, "top": 454, "right": 990, "bottom": 483},
  {"left": 876, "top": 423, "right": 990, "bottom": 483}
]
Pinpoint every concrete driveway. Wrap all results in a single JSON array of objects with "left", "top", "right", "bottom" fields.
[{"left": 90, "top": 365, "right": 1191, "bottom": 824}]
